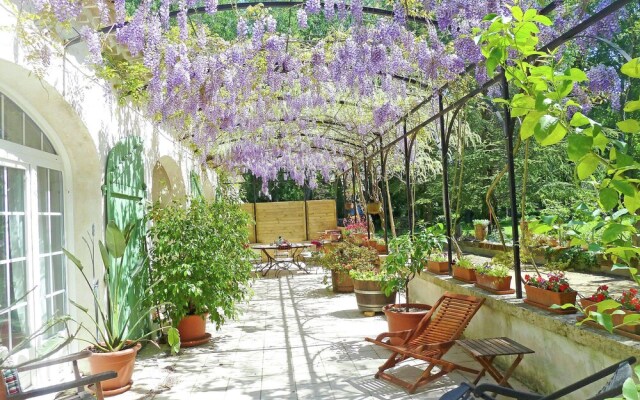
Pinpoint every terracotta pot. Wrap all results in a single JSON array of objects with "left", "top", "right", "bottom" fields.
[
  {"left": 426, "top": 260, "right": 449, "bottom": 274},
  {"left": 476, "top": 274, "right": 512, "bottom": 292},
  {"left": 452, "top": 265, "right": 476, "bottom": 282},
  {"left": 0, "top": 376, "right": 6, "bottom": 400},
  {"left": 581, "top": 299, "right": 640, "bottom": 334},
  {"left": 376, "top": 243, "right": 388, "bottom": 254},
  {"left": 383, "top": 303, "right": 432, "bottom": 345},
  {"left": 331, "top": 270, "right": 354, "bottom": 293},
  {"left": 353, "top": 280, "right": 396, "bottom": 312},
  {"left": 345, "top": 202, "right": 354, "bottom": 210},
  {"left": 88, "top": 342, "right": 141, "bottom": 393},
  {"left": 524, "top": 285, "right": 577, "bottom": 308},
  {"left": 177, "top": 314, "right": 208, "bottom": 342},
  {"left": 474, "top": 224, "right": 487, "bottom": 241}
]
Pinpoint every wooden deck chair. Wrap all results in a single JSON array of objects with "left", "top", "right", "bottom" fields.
[{"left": 365, "top": 292, "right": 485, "bottom": 393}]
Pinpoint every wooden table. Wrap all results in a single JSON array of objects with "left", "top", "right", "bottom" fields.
[
  {"left": 251, "top": 243, "right": 311, "bottom": 276},
  {"left": 455, "top": 337, "right": 534, "bottom": 388}
]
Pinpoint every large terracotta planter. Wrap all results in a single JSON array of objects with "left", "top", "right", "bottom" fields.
[
  {"left": 353, "top": 279, "right": 396, "bottom": 312},
  {"left": 376, "top": 243, "right": 388, "bottom": 254},
  {"left": 331, "top": 270, "right": 354, "bottom": 293},
  {"left": 524, "top": 285, "right": 577, "bottom": 311},
  {"left": 476, "top": 274, "right": 512, "bottom": 292},
  {"left": 88, "top": 342, "right": 141, "bottom": 395},
  {"left": 426, "top": 260, "right": 449, "bottom": 274},
  {"left": 474, "top": 224, "right": 487, "bottom": 241},
  {"left": 0, "top": 377, "right": 6, "bottom": 400},
  {"left": 452, "top": 265, "right": 476, "bottom": 283},
  {"left": 177, "top": 314, "right": 211, "bottom": 347},
  {"left": 383, "top": 303, "right": 432, "bottom": 345}
]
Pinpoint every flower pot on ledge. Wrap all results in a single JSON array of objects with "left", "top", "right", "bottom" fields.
[
  {"left": 474, "top": 224, "right": 487, "bottom": 241},
  {"left": 452, "top": 265, "right": 476, "bottom": 283},
  {"left": 580, "top": 299, "right": 640, "bottom": 335},
  {"left": 524, "top": 285, "right": 577, "bottom": 313},
  {"left": 426, "top": 260, "right": 449, "bottom": 274},
  {"left": 476, "top": 274, "right": 512, "bottom": 292}
]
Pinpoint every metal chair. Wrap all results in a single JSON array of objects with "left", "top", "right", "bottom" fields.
[{"left": 439, "top": 356, "right": 636, "bottom": 400}]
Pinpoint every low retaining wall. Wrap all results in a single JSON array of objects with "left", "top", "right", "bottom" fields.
[{"left": 409, "top": 272, "right": 640, "bottom": 399}]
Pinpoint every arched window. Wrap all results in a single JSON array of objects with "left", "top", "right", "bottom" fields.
[{"left": 0, "top": 92, "right": 66, "bottom": 355}]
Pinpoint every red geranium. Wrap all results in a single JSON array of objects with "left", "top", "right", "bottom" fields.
[{"left": 523, "top": 272, "right": 574, "bottom": 293}]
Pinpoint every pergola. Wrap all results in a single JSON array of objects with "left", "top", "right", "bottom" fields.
[{"left": 61, "top": 0, "right": 633, "bottom": 298}]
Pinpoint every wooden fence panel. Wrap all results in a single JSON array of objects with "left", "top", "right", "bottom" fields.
[
  {"left": 239, "top": 203, "right": 256, "bottom": 243},
  {"left": 306, "top": 200, "right": 338, "bottom": 240},
  {"left": 255, "top": 201, "right": 306, "bottom": 243}
]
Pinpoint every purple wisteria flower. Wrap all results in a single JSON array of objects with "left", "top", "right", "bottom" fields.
[{"left": 587, "top": 64, "right": 622, "bottom": 111}]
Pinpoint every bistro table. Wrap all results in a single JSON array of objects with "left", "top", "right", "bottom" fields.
[
  {"left": 455, "top": 337, "right": 534, "bottom": 388},
  {"left": 251, "top": 243, "right": 311, "bottom": 276}
]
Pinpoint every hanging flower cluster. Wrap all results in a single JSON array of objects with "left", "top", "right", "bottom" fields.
[{"left": 29, "top": 0, "right": 624, "bottom": 191}]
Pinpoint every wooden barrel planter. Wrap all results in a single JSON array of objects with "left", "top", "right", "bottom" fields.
[
  {"left": 353, "top": 279, "right": 396, "bottom": 312},
  {"left": 331, "top": 270, "right": 354, "bottom": 293}
]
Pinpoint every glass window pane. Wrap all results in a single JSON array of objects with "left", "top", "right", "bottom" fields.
[
  {"left": 10, "top": 260, "right": 27, "bottom": 303},
  {"left": 39, "top": 215, "right": 50, "bottom": 254},
  {"left": 38, "top": 167, "right": 48, "bottom": 212},
  {"left": 40, "top": 257, "right": 50, "bottom": 296},
  {"left": 11, "top": 305, "right": 29, "bottom": 347},
  {"left": 0, "top": 264, "right": 7, "bottom": 310},
  {"left": 24, "top": 116, "right": 41, "bottom": 150},
  {"left": 0, "top": 313, "right": 8, "bottom": 348},
  {"left": 50, "top": 216, "right": 63, "bottom": 252},
  {"left": 8, "top": 215, "right": 25, "bottom": 259},
  {"left": 53, "top": 293, "right": 65, "bottom": 316},
  {"left": 0, "top": 216, "right": 6, "bottom": 260},
  {"left": 52, "top": 254, "right": 64, "bottom": 292},
  {"left": 3, "top": 97, "right": 23, "bottom": 145},
  {"left": 0, "top": 167, "right": 5, "bottom": 212},
  {"left": 7, "top": 168, "right": 24, "bottom": 212},
  {"left": 42, "top": 134, "right": 56, "bottom": 154},
  {"left": 49, "top": 170, "right": 62, "bottom": 213}
]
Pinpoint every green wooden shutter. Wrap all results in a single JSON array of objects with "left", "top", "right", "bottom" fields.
[
  {"left": 103, "top": 136, "right": 148, "bottom": 338},
  {"left": 190, "top": 170, "right": 204, "bottom": 199}
]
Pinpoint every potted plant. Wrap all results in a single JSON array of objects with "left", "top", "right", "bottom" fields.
[
  {"left": 579, "top": 286, "right": 640, "bottom": 335},
  {"left": 426, "top": 253, "right": 450, "bottom": 274},
  {"left": 379, "top": 227, "right": 440, "bottom": 344},
  {"left": 523, "top": 272, "right": 577, "bottom": 312},
  {"left": 63, "top": 222, "right": 175, "bottom": 395},
  {"left": 349, "top": 269, "right": 396, "bottom": 312},
  {"left": 376, "top": 238, "right": 388, "bottom": 254},
  {"left": 473, "top": 219, "right": 489, "bottom": 241},
  {"left": 318, "top": 241, "right": 379, "bottom": 293},
  {"left": 148, "top": 198, "right": 254, "bottom": 348},
  {"left": 475, "top": 252, "right": 514, "bottom": 294},
  {"left": 579, "top": 285, "right": 612, "bottom": 313},
  {"left": 452, "top": 256, "right": 477, "bottom": 283},
  {"left": 366, "top": 201, "right": 382, "bottom": 214}
]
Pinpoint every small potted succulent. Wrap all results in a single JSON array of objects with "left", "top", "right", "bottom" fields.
[
  {"left": 452, "top": 256, "right": 477, "bottom": 283},
  {"left": 318, "top": 241, "right": 379, "bottom": 293},
  {"left": 475, "top": 252, "right": 513, "bottom": 293},
  {"left": 473, "top": 219, "right": 490, "bottom": 241},
  {"left": 523, "top": 271, "right": 577, "bottom": 312}
]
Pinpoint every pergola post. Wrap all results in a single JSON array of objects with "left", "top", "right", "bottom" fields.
[
  {"left": 501, "top": 71, "right": 523, "bottom": 299},
  {"left": 438, "top": 93, "right": 453, "bottom": 273},
  {"left": 362, "top": 148, "right": 371, "bottom": 239},
  {"left": 379, "top": 135, "right": 389, "bottom": 246},
  {"left": 403, "top": 119, "right": 414, "bottom": 236}
]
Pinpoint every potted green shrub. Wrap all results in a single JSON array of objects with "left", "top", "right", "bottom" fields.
[
  {"left": 63, "top": 221, "right": 174, "bottom": 395},
  {"left": 148, "top": 198, "right": 254, "bottom": 348},
  {"left": 473, "top": 219, "right": 490, "bottom": 241},
  {"left": 379, "top": 225, "right": 447, "bottom": 344},
  {"left": 318, "top": 241, "right": 379, "bottom": 293},
  {"left": 475, "top": 252, "right": 514, "bottom": 294},
  {"left": 452, "top": 256, "right": 478, "bottom": 283},
  {"left": 349, "top": 269, "right": 396, "bottom": 312}
]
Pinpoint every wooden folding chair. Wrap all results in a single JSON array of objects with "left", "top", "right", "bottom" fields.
[{"left": 365, "top": 292, "right": 485, "bottom": 393}]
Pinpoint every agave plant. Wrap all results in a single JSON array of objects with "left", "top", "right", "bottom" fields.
[{"left": 63, "top": 221, "right": 177, "bottom": 353}]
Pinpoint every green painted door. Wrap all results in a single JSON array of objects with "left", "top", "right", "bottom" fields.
[{"left": 103, "top": 136, "right": 148, "bottom": 338}]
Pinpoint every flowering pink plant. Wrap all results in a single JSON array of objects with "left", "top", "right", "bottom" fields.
[
  {"left": 343, "top": 216, "right": 367, "bottom": 235},
  {"left": 523, "top": 272, "right": 574, "bottom": 293}
]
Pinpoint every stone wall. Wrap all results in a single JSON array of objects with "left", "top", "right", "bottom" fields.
[{"left": 409, "top": 272, "right": 640, "bottom": 399}]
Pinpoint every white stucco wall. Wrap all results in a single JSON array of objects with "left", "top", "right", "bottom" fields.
[{"left": 0, "top": 2, "right": 212, "bottom": 365}]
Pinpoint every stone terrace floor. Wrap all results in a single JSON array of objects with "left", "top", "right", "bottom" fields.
[{"left": 117, "top": 268, "right": 532, "bottom": 400}]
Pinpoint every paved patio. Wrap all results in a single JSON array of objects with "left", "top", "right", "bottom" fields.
[{"left": 118, "top": 269, "right": 531, "bottom": 399}]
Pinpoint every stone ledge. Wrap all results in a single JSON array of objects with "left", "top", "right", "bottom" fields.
[{"left": 410, "top": 271, "right": 640, "bottom": 398}]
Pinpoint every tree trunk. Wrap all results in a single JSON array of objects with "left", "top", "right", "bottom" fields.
[{"left": 384, "top": 174, "right": 397, "bottom": 238}]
